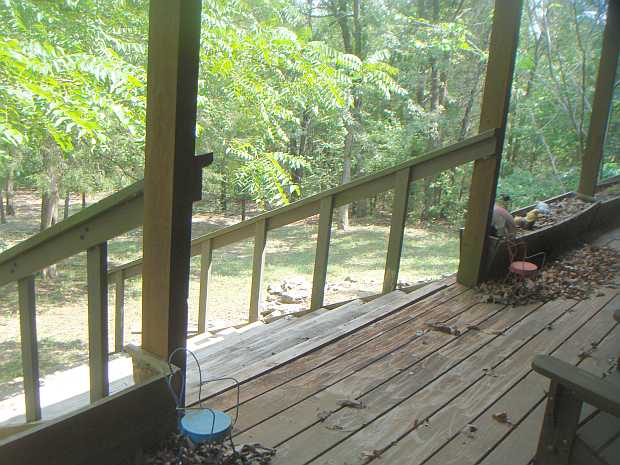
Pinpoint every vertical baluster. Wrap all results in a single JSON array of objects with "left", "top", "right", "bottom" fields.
[
  {"left": 18, "top": 275, "right": 41, "bottom": 421},
  {"left": 87, "top": 243, "right": 109, "bottom": 401},
  {"left": 249, "top": 219, "right": 268, "bottom": 323},
  {"left": 197, "top": 239, "right": 213, "bottom": 334},
  {"left": 114, "top": 271, "right": 125, "bottom": 353},
  {"left": 383, "top": 169, "right": 411, "bottom": 294},
  {"left": 311, "top": 196, "right": 334, "bottom": 310}
]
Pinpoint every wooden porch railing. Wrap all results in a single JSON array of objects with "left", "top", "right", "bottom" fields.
[
  {"left": 0, "top": 128, "right": 500, "bottom": 423},
  {"left": 0, "top": 182, "right": 144, "bottom": 422},
  {"left": 108, "top": 129, "right": 501, "bottom": 344}
]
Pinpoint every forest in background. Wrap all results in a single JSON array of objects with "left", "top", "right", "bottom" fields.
[{"left": 0, "top": 0, "right": 619, "bottom": 239}]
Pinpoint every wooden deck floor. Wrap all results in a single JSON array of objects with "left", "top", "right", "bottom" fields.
[{"left": 197, "top": 235, "right": 620, "bottom": 465}]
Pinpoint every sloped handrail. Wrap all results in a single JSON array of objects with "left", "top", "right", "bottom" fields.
[
  {"left": 108, "top": 128, "right": 500, "bottom": 335},
  {"left": 0, "top": 181, "right": 144, "bottom": 287}
]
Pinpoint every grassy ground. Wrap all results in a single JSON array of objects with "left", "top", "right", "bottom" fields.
[{"left": 0, "top": 190, "right": 459, "bottom": 401}]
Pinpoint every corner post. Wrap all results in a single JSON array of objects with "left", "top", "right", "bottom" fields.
[
  {"left": 578, "top": 0, "right": 620, "bottom": 198},
  {"left": 141, "top": 0, "right": 203, "bottom": 374},
  {"left": 457, "top": 0, "right": 523, "bottom": 286}
]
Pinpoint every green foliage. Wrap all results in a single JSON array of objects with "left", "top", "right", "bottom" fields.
[{"left": 0, "top": 0, "right": 617, "bottom": 223}]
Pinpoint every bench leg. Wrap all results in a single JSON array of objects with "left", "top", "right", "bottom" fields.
[{"left": 535, "top": 380, "right": 583, "bottom": 465}]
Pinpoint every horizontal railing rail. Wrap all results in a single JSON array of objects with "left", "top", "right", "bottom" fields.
[
  {"left": 108, "top": 128, "right": 500, "bottom": 337},
  {"left": 0, "top": 180, "right": 145, "bottom": 424},
  {"left": 0, "top": 128, "right": 499, "bottom": 426}
]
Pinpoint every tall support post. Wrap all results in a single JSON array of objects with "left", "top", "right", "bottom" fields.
[
  {"left": 457, "top": 0, "right": 523, "bottom": 286},
  {"left": 578, "top": 0, "right": 620, "bottom": 198},
  {"left": 249, "top": 219, "right": 268, "bottom": 323},
  {"left": 141, "top": 0, "right": 202, "bottom": 374}
]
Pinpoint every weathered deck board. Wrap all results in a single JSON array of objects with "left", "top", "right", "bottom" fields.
[
  {"left": 228, "top": 297, "right": 501, "bottom": 437},
  {"left": 233, "top": 299, "right": 515, "bottom": 450},
  {"left": 309, "top": 297, "right": 595, "bottom": 465},
  {"left": 403, "top": 292, "right": 620, "bottom": 465},
  {"left": 189, "top": 281, "right": 450, "bottom": 399},
  {"left": 203, "top": 281, "right": 469, "bottom": 411},
  {"left": 246, "top": 301, "right": 555, "bottom": 464}
]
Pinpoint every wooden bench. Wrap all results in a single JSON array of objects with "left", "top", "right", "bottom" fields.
[{"left": 531, "top": 307, "right": 620, "bottom": 465}]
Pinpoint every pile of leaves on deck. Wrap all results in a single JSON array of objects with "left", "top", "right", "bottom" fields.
[
  {"left": 144, "top": 433, "right": 276, "bottom": 465},
  {"left": 514, "top": 196, "right": 592, "bottom": 236},
  {"left": 477, "top": 243, "right": 620, "bottom": 306}
]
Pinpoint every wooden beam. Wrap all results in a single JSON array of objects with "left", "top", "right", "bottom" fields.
[
  {"left": 87, "top": 243, "right": 108, "bottom": 402},
  {"left": 197, "top": 239, "right": 213, "bottom": 334},
  {"left": 578, "top": 0, "right": 620, "bottom": 198},
  {"left": 113, "top": 271, "right": 125, "bottom": 353},
  {"left": 311, "top": 196, "right": 335, "bottom": 310},
  {"left": 457, "top": 0, "right": 523, "bottom": 286},
  {"left": 18, "top": 275, "right": 41, "bottom": 422},
  {"left": 141, "top": 0, "right": 202, "bottom": 370},
  {"left": 535, "top": 380, "right": 582, "bottom": 465},
  {"left": 249, "top": 219, "right": 268, "bottom": 323},
  {"left": 110, "top": 130, "right": 499, "bottom": 282},
  {"left": 0, "top": 182, "right": 143, "bottom": 287},
  {"left": 0, "top": 375, "right": 176, "bottom": 465},
  {"left": 383, "top": 168, "right": 411, "bottom": 293}
]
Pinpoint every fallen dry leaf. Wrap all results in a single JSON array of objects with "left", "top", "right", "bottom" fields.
[
  {"left": 337, "top": 399, "right": 365, "bottom": 409},
  {"left": 492, "top": 412, "right": 512, "bottom": 425}
]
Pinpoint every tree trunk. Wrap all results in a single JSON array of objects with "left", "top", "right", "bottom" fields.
[
  {"left": 40, "top": 143, "right": 60, "bottom": 280},
  {"left": 81, "top": 192, "right": 87, "bottom": 208},
  {"left": 220, "top": 176, "right": 228, "bottom": 212},
  {"left": 241, "top": 198, "right": 247, "bottom": 222},
  {"left": 337, "top": 128, "right": 353, "bottom": 230},
  {"left": 0, "top": 188, "right": 6, "bottom": 224},
  {"left": 64, "top": 193, "right": 70, "bottom": 220},
  {"left": 5, "top": 168, "right": 15, "bottom": 216}
]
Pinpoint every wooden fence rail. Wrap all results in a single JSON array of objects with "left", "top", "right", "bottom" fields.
[
  {"left": 0, "top": 128, "right": 500, "bottom": 423},
  {"left": 0, "top": 183, "right": 144, "bottom": 422},
  {"left": 108, "top": 129, "right": 501, "bottom": 347}
]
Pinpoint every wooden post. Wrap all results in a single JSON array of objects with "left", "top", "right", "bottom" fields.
[
  {"left": 457, "top": 0, "right": 523, "bottom": 286},
  {"left": 535, "top": 380, "right": 582, "bottom": 465},
  {"left": 87, "top": 243, "right": 108, "bottom": 401},
  {"left": 249, "top": 219, "right": 268, "bottom": 323},
  {"left": 18, "top": 275, "right": 41, "bottom": 421},
  {"left": 197, "top": 239, "right": 213, "bottom": 334},
  {"left": 114, "top": 271, "right": 125, "bottom": 353},
  {"left": 141, "top": 0, "right": 202, "bottom": 373},
  {"left": 383, "top": 169, "right": 411, "bottom": 294},
  {"left": 578, "top": 0, "right": 620, "bottom": 198},
  {"left": 311, "top": 196, "right": 335, "bottom": 310}
]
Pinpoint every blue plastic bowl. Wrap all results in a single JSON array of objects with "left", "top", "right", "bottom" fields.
[{"left": 180, "top": 409, "right": 232, "bottom": 444}]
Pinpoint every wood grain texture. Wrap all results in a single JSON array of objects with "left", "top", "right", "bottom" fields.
[
  {"left": 311, "top": 196, "right": 335, "bottom": 310},
  {"left": 87, "top": 243, "right": 108, "bottom": 402},
  {"left": 197, "top": 239, "right": 213, "bottom": 334},
  {"left": 457, "top": 0, "right": 523, "bottom": 286},
  {"left": 113, "top": 271, "right": 125, "bottom": 353},
  {"left": 18, "top": 275, "right": 41, "bottom": 422},
  {"left": 0, "top": 375, "right": 176, "bottom": 465},
  {"left": 141, "top": 0, "right": 202, "bottom": 367},
  {"left": 109, "top": 130, "right": 498, "bottom": 281},
  {"left": 423, "top": 292, "right": 620, "bottom": 465},
  {"left": 383, "top": 168, "right": 411, "bottom": 294},
  {"left": 201, "top": 280, "right": 466, "bottom": 411},
  {"left": 249, "top": 219, "right": 268, "bottom": 323}
]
